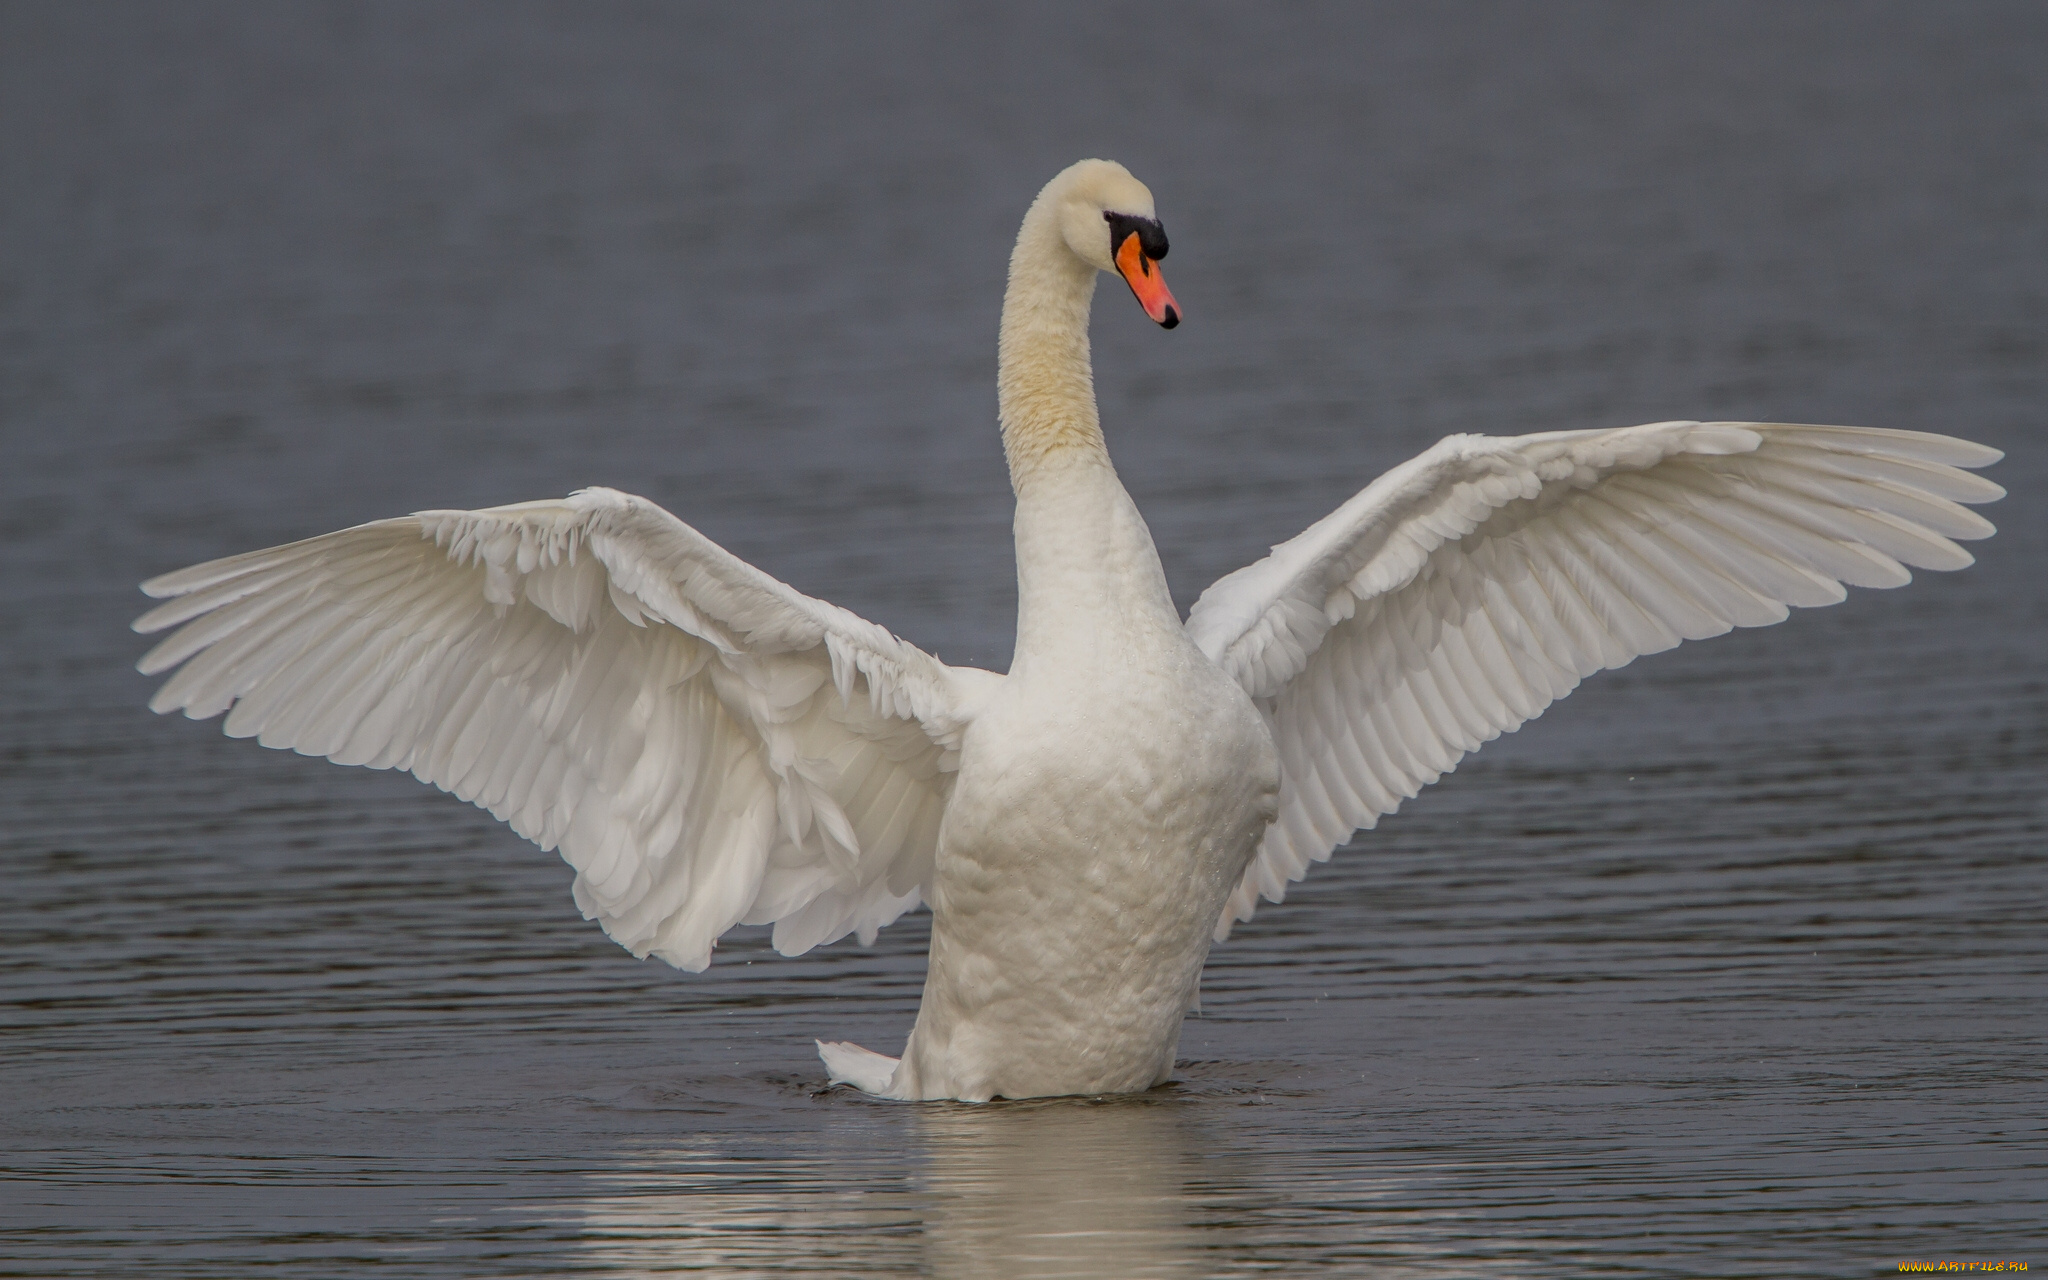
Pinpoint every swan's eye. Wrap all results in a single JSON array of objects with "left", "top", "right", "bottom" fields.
[{"left": 1105, "top": 211, "right": 1169, "bottom": 262}]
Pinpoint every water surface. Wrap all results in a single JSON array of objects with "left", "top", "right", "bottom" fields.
[{"left": 3, "top": 4, "right": 2044, "bottom": 1275}]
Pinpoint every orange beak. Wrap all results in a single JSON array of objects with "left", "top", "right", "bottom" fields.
[{"left": 1116, "top": 232, "right": 1180, "bottom": 328}]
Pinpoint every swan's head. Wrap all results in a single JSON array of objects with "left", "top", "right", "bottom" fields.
[{"left": 1054, "top": 159, "right": 1180, "bottom": 329}]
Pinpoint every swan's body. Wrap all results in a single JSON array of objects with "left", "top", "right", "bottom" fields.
[
  {"left": 135, "top": 160, "right": 2003, "bottom": 1101},
  {"left": 892, "top": 464, "right": 1276, "bottom": 1100}
]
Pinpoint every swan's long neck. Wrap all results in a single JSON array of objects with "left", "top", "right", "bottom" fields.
[
  {"left": 997, "top": 186, "right": 1180, "bottom": 672},
  {"left": 997, "top": 196, "right": 1108, "bottom": 484}
]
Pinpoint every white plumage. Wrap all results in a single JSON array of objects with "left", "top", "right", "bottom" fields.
[
  {"left": 137, "top": 488, "right": 975, "bottom": 970},
  {"left": 1191, "top": 421, "right": 2002, "bottom": 933},
  {"left": 136, "top": 160, "right": 2002, "bottom": 1101}
]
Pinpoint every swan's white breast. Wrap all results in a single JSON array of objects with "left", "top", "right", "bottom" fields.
[{"left": 894, "top": 636, "right": 1277, "bottom": 1100}]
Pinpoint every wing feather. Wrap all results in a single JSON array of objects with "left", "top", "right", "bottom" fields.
[
  {"left": 137, "top": 487, "right": 987, "bottom": 971},
  {"left": 1192, "top": 423, "right": 2002, "bottom": 937}
]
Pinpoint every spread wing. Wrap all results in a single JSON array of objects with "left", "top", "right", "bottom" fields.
[
  {"left": 1186, "top": 423, "right": 2004, "bottom": 939},
  {"left": 135, "top": 487, "right": 995, "bottom": 970}
]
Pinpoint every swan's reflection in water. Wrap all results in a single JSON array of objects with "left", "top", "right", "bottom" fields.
[
  {"left": 570, "top": 1085, "right": 1486, "bottom": 1278},
  {"left": 916, "top": 1097, "right": 1206, "bottom": 1279},
  {"left": 573, "top": 1095, "right": 1208, "bottom": 1279},
  {"left": 571, "top": 1132, "right": 925, "bottom": 1278}
]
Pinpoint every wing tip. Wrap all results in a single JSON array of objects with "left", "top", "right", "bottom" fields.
[
  {"left": 131, "top": 598, "right": 188, "bottom": 636},
  {"left": 1745, "top": 422, "right": 2006, "bottom": 470}
]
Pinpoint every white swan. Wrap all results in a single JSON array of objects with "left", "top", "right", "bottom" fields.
[{"left": 135, "top": 159, "right": 2004, "bottom": 1102}]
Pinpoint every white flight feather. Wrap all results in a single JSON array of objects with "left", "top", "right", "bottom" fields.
[
  {"left": 136, "top": 486, "right": 986, "bottom": 971},
  {"left": 1188, "top": 422, "right": 2004, "bottom": 938}
]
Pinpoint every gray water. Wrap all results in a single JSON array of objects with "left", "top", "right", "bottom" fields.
[{"left": 3, "top": 3, "right": 2044, "bottom": 1276}]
